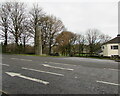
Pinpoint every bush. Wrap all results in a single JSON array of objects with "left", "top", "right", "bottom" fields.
[
  {"left": 111, "top": 55, "right": 119, "bottom": 60},
  {"left": 50, "top": 53, "right": 59, "bottom": 56}
]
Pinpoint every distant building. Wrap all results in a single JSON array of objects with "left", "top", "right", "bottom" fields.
[{"left": 101, "top": 34, "right": 120, "bottom": 57}]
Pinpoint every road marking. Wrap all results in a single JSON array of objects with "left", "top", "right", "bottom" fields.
[
  {"left": 20, "top": 59, "right": 32, "bottom": 61},
  {"left": 22, "top": 67, "right": 64, "bottom": 76},
  {"left": 11, "top": 58, "right": 19, "bottom": 60},
  {"left": 75, "top": 76, "right": 78, "bottom": 78},
  {"left": 104, "top": 68, "right": 120, "bottom": 71},
  {"left": 0, "top": 90, "right": 8, "bottom": 94},
  {"left": 96, "top": 80, "right": 120, "bottom": 86},
  {"left": 11, "top": 58, "right": 32, "bottom": 61},
  {"left": 48, "top": 62, "right": 77, "bottom": 66},
  {"left": 108, "top": 68, "right": 120, "bottom": 71},
  {"left": 5, "top": 72, "right": 49, "bottom": 85},
  {"left": 42, "top": 64, "right": 74, "bottom": 71},
  {"left": 0, "top": 63, "right": 9, "bottom": 66},
  {"left": 2, "top": 64, "right": 9, "bottom": 66}
]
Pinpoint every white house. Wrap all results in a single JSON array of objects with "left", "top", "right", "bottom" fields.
[{"left": 101, "top": 34, "right": 120, "bottom": 57}]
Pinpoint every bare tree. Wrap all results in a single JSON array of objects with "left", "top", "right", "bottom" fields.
[
  {"left": 0, "top": 2, "right": 11, "bottom": 52},
  {"left": 8, "top": 2, "right": 27, "bottom": 53},
  {"left": 99, "top": 34, "right": 111, "bottom": 44},
  {"left": 19, "top": 19, "right": 33, "bottom": 53},
  {"left": 86, "top": 29, "right": 101, "bottom": 55},
  {"left": 29, "top": 4, "right": 45, "bottom": 55},
  {"left": 46, "top": 15, "right": 64, "bottom": 55},
  {"left": 76, "top": 34, "right": 85, "bottom": 56},
  {"left": 38, "top": 15, "right": 65, "bottom": 55},
  {"left": 38, "top": 16, "right": 50, "bottom": 54}
]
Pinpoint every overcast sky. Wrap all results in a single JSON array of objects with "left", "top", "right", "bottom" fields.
[{"left": 1, "top": 0, "right": 119, "bottom": 38}]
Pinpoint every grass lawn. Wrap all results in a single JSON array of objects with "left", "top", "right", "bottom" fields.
[{"left": 2, "top": 52, "right": 119, "bottom": 61}]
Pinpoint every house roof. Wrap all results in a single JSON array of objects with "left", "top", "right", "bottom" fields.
[{"left": 104, "top": 34, "right": 120, "bottom": 44}]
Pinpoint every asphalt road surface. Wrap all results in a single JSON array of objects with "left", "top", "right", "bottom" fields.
[{"left": 1, "top": 54, "right": 119, "bottom": 95}]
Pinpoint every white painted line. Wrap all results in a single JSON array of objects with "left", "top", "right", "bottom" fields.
[
  {"left": 108, "top": 68, "right": 120, "bottom": 71},
  {"left": 0, "top": 90, "right": 8, "bottom": 94},
  {"left": 11, "top": 58, "right": 18, "bottom": 60},
  {"left": 2, "top": 64, "right": 9, "bottom": 66},
  {"left": 20, "top": 59, "right": 32, "bottom": 61},
  {"left": 104, "top": 68, "right": 120, "bottom": 71},
  {"left": 96, "top": 81, "right": 120, "bottom": 86},
  {"left": 75, "top": 76, "right": 78, "bottom": 78},
  {"left": 42, "top": 64, "right": 74, "bottom": 71},
  {"left": 48, "top": 62, "right": 77, "bottom": 66},
  {"left": 6, "top": 72, "right": 49, "bottom": 85},
  {"left": 11, "top": 58, "right": 32, "bottom": 61},
  {"left": 0, "top": 63, "right": 9, "bottom": 66},
  {"left": 22, "top": 67, "right": 64, "bottom": 76}
]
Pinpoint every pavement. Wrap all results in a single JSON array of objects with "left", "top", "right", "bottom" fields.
[{"left": 0, "top": 54, "right": 119, "bottom": 95}]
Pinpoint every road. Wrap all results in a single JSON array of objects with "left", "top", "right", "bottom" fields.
[{"left": 1, "top": 54, "right": 119, "bottom": 95}]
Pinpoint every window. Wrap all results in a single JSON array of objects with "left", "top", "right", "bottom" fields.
[
  {"left": 102, "top": 46, "right": 104, "bottom": 49},
  {"left": 101, "top": 46, "right": 104, "bottom": 49},
  {"left": 111, "top": 45, "right": 118, "bottom": 50}
]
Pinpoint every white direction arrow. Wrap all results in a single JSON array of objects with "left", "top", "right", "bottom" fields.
[{"left": 5, "top": 72, "right": 49, "bottom": 85}]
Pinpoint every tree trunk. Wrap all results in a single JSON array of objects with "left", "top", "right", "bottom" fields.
[
  {"left": 90, "top": 44, "right": 93, "bottom": 56},
  {"left": 68, "top": 44, "right": 71, "bottom": 56},
  {"left": 15, "top": 34, "right": 19, "bottom": 53},
  {"left": 4, "top": 29, "right": 7, "bottom": 46},
  {"left": 79, "top": 44, "right": 80, "bottom": 57},
  {"left": 23, "top": 37, "right": 26, "bottom": 53},
  {"left": 4, "top": 28, "right": 8, "bottom": 53},
  {"left": 49, "top": 38, "right": 52, "bottom": 55}
]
